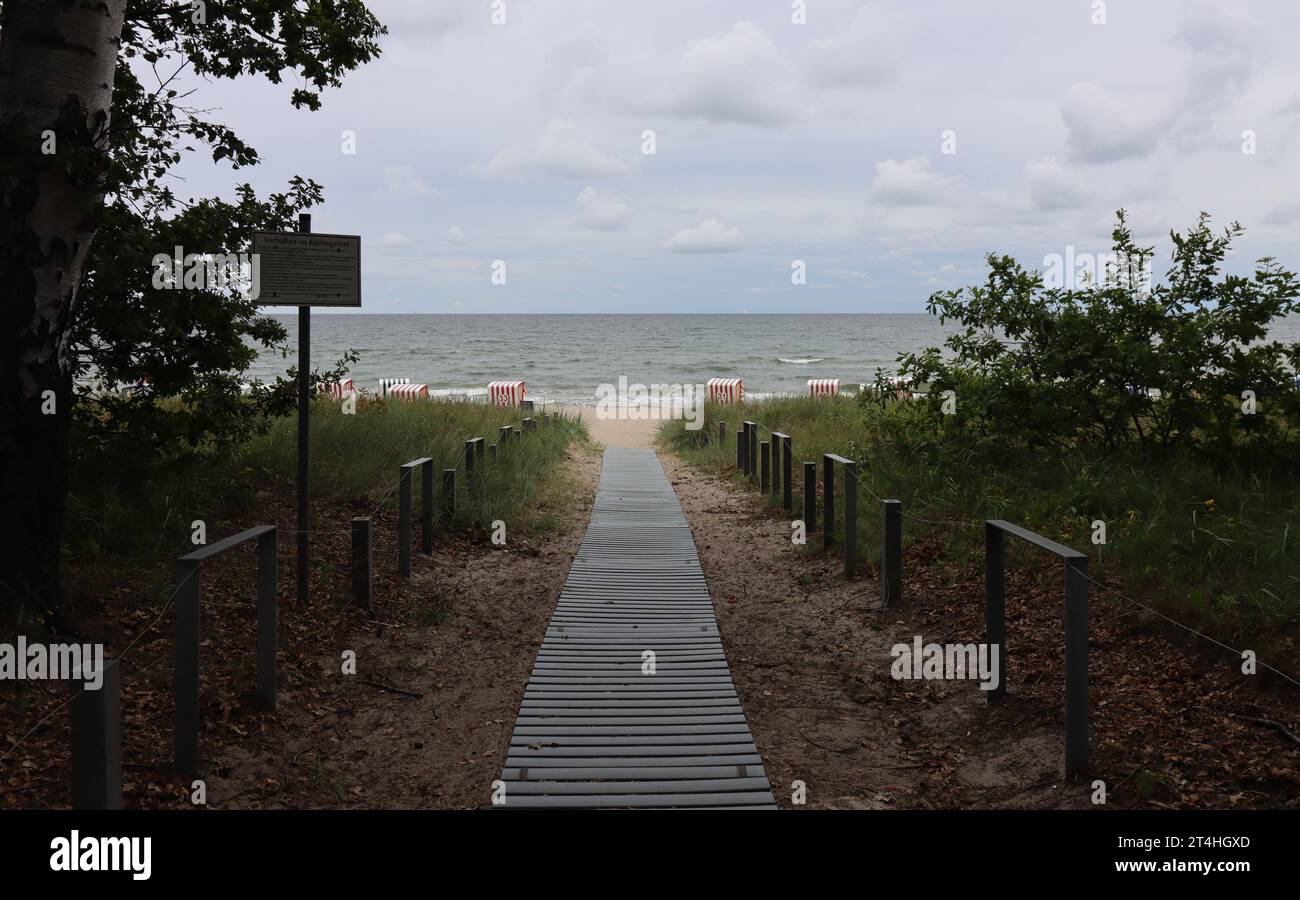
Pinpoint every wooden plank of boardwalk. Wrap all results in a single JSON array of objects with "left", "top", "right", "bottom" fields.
[{"left": 499, "top": 448, "right": 776, "bottom": 809}]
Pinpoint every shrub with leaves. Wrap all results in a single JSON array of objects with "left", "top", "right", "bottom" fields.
[{"left": 894, "top": 211, "right": 1300, "bottom": 464}]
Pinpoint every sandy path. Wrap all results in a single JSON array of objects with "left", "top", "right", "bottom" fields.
[
  {"left": 554, "top": 404, "right": 659, "bottom": 448},
  {"left": 658, "top": 453, "right": 1075, "bottom": 810}
]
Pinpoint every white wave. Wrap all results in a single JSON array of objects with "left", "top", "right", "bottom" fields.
[{"left": 428, "top": 387, "right": 488, "bottom": 399}]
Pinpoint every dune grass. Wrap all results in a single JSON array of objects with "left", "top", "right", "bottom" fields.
[
  {"left": 241, "top": 396, "right": 587, "bottom": 532},
  {"left": 659, "top": 396, "right": 1300, "bottom": 658},
  {"left": 65, "top": 397, "right": 587, "bottom": 558}
]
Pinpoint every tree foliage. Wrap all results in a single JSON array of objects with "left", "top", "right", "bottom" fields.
[
  {"left": 75, "top": 1, "right": 385, "bottom": 465},
  {"left": 891, "top": 211, "right": 1300, "bottom": 464}
]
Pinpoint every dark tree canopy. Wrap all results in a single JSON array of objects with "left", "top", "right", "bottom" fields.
[
  {"left": 76, "top": 1, "right": 385, "bottom": 465},
  {"left": 0, "top": 0, "right": 384, "bottom": 629}
]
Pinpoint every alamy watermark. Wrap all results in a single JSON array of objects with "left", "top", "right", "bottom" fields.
[
  {"left": 890, "top": 636, "right": 1000, "bottom": 691},
  {"left": 595, "top": 376, "right": 705, "bottom": 430},
  {"left": 50, "top": 831, "right": 151, "bottom": 881},
  {"left": 0, "top": 637, "right": 105, "bottom": 690},
  {"left": 1042, "top": 245, "right": 1152, "bottom": 292},
  {"left": 151, "top": 246, "right": 261, "bottom": 301}
]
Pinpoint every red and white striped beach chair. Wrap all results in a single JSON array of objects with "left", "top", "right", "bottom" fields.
[
  {"left": 488, "top": 380, "right": 526, "bottom": 407},
  {"left": 808, "top": 378, "right": 839, "bottom": 397},
  {"left": 378, "top": 377, "right": 410, "bottom": 397},
  {"left": 317, "top": 378, "right": 355, "bottom": 399},
  {"left": 886, "top": 376, "right": 913, "bottom": 399},
  {"left": 706, "top": 378, "right": 744, "bottom": 403},
  {"left": 386, "top": 383, "right": 429, "bottom": 400}
]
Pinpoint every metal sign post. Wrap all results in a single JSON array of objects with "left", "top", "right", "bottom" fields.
[
  {"left": 252, "top": 216, "right": 362, "bottom": 607},
  {"left": 296, "top": 213, "right": 311, "bottom": 608}
]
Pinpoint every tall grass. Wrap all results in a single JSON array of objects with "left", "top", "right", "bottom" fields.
[
  {"left": 239, "top": 397, "right": 587, "bottom": 531},
  {"left": 659, "top": 396, "right": 1300, "bottom": 653},
  {"left": 65, "top": 398, "right": 587, "bottom": 557}
]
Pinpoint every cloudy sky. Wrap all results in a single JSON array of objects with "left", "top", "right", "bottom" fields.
[{"left": 166, "top": 0, "right": 1300, "bottom": 313}]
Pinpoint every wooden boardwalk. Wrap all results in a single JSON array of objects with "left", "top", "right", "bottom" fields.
[{"left": 498, "top": 448, "right": 775, "bottom": 808}]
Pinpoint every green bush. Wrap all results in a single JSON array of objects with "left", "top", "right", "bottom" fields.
[
  {"left": 894, "top": 211, "right": 1300, "bottom": 463},
  {"left": 660, "top": 394, "right": 1299, "bottom": 654}
]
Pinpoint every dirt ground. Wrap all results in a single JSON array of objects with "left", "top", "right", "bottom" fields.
[
  {"left": 198, "top": 444, "right": 605, "bottom": 809},
  {"left": 660, "top": 454, "right": 1300, "bottom": 810},
  {"left": 7, "top": 417, "right": 1296, "bottom": 810},
  {"left": 661, "top": 455, "right": 1073, "bottom": 809},
  {"left": 1, "top": 442, "right": 602, "bottom": 810},
  {"left": 211, "top": 442, "right": 607, "bottom": 809}
]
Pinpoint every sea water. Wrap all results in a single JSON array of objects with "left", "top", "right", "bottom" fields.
[{"left": 249, "top": 313, "right": 1300, "bottom": 405}]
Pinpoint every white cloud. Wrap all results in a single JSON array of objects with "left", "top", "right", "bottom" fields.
[
  {"left": 536, "top": 23, "right": 609, "bottom": 102},
  {"left": 1174, "top": 1, "right": 1260, "bottom": 103},
  {"left": 825, "top": 268, "right": 876, "bottom": 287},
  {"left": 1261, "top": 201, "right": 1300, "bottom": 226},
  {"left": 1057, "top": 5, "right": 1261, "bottom": 166},
  {"left": 1025, "top": 157, "right": 1087, "bottom": 211},
  {"left": 575, "top": 186, "right": 632, "bottom": 231},
  {"left": 911, "top": 263, "right": 959, "bottom": 286},
  {"left": 645, "top": 22, "right": 798, "bottom": 127},
  {"left": 802, "top": 6, "right": 901, "bottom": 88},
  {"left": 383, "top": 164, "right": 438, "bottom": 197},
  {"left": 162, "top": 0, "right": 1300, "bottom": 313},
  {"left": 1168, "top": 2, "right": 1262, "bottom": 151},
  {"left": 375, "top": 0, "right": 468, "bottom": 39},
  {"left": 868, "top": 158, "right": 957, "bottom": 206},
  {"left": 662, "top": 218, "right": 744, "bottom": 253},
  {"left": 480, "top": 118, "right": 626, "bottom": 180},
  {"left": 1061, "top": 82, "right": 1171, "bottom": 164}
]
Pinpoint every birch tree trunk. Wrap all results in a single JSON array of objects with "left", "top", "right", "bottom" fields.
[{"left": 0, "top": 0, "right": 127, "bottom": 633}]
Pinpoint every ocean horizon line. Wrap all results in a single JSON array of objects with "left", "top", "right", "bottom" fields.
[{"left": 264, "top": 311, "right": 938, "bottom": 316}]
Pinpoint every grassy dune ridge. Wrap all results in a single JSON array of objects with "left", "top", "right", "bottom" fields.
[
  {"left": 243, "top": 397, "right": 584, "bottom": 510},
  {"left": 659, "top": 396, "right": 1299, "bottom": 659},
  {"left": 66, "top": 398, "right": 588, "bottom": 558}
]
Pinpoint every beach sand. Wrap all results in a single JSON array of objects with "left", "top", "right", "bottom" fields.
[{"left": 555, "top": 404, "right": 660, "bottom": 448}]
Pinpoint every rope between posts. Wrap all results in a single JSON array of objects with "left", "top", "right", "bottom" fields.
[
  {"left": 1, "top": 565, "right": 201, "bottom": 764},
  {"left": 1079, "top": 570, "right": 1300, "bottom": 690},
  {"left": 745, "top": 424, "right": 981, "bottom": 530},
  {"left": 740, "top": 424, "right": 1300, "bottom": 694},
  {"left": 844, "top": 466, "right": 981, "bottom": 531},
  {"left": 290, "top": 427, "right": 523, "bottom": 538},
  {"left": 366, "top": 470, "right": 408, "bottom": 521},
  {"left": 3, "top": 452, "right": 431, "bottom": 764},
  {"left": 3, "top": 418, "right": 536, "bottom": 766}
]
